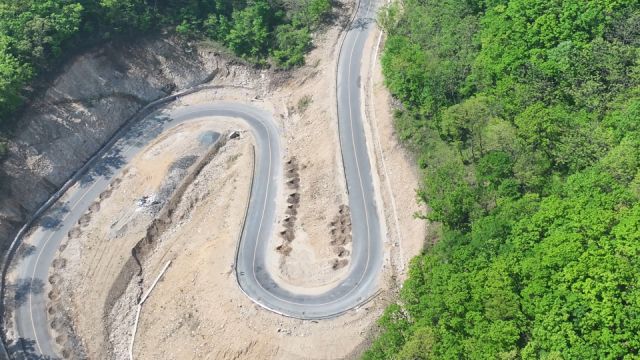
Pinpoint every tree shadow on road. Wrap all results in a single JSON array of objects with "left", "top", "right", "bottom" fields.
[
  {"left": 121, "top": 113, "right": 172, "bottom": 147},
  {"left": 2, "top": 278, "right": 46, "bottom": 328},
  {"left": 15, "top": 245, "right": 36, "bottom": 260},
  {"left": 79, "top": 113, "right": 172, "bottom": 188},
  {"left": 348, "top": 15, "right": 375, "bottom": 31},
  {"left": 79, "top": 147, "right": 126, "bottom": 187},
  {"left": 37, "top": 203, "right": 70, "bottom": 231},
  {"left": 6, "top": 337, "right": 55, "bottom": 360},
  {"left": 11, "top": 278, "right": 45, "bottom": 310}
]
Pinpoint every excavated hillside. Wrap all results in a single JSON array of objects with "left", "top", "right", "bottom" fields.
[{"left": 0, "top": 36, "right": 266, "bottom": 255}]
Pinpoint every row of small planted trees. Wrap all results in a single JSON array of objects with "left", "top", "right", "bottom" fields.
[{"left": 366, "top": 0, "right": 640, "bottom": 358}]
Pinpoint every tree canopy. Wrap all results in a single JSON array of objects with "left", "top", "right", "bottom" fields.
[{"left": 366, "top": 0, "right": 640, "bottom": 358}]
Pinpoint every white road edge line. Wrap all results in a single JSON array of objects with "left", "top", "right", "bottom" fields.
[
  {"left": 27, "top": 142, "right": 138, "bottom": 354},
  {"left": 28, "top": 177, "right": 103, "bottom": 355},
  {"left": 368, "top": 0, "right": 406, "bottom": 273}
]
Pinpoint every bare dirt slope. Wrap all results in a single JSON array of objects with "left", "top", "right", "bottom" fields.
[
  {"left": 0, "top": 35, "right": 258, "bottom": 256},
  {"left": 47, "top": 119, "right": 234, "bottom": 358}
]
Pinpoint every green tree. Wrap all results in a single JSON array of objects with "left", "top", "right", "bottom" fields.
[
  {"left": 272, "top": 24, "right": 310, "bottom": 68},
  {"left": 440, "top": 95, "right": 496, "bottom": 162},
  {"left": 367, "top": 0, "right": 640, "bottom": 358},
  {"left": 0, "top": 43, "right": 31, "bottom": 121},
  {"left": 0, "top": 1, "right": 83, "bottom": 64},
  {"left": 396, "top": 327, "right": 437, "bottom": 360},
  {"left": 419, "top": 159, "right": 478, "bottom": 230},
  {"left": 225, "top": 1, "right": 272, "bottom": 60},
  {"left": 476, "top": 151, "right": 512, "bottom": 188},
  {"left": 94, "top": 0, "right": 153, "bottom": 34},
  {"left": 289, "top": 0, "right": 331, "bottom": 29}
]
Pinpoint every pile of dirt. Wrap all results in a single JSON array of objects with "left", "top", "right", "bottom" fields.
[
  {"left": 276, "top": 157, "right": 301, "bottom": 256},
  {"left": 329, "top": 205, "right": 352, "bottom": 270}
]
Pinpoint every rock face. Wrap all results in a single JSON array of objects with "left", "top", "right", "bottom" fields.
[{"left": 0, "top": 36, "right": 245, "bottom": 253}]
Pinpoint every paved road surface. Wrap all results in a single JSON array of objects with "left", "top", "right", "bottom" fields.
[
  {"left": 5, "top": 0, "right": 382, "bottom": 357},
  {"left": 236, "top": 0, "right": 382, "bottom": 317}
]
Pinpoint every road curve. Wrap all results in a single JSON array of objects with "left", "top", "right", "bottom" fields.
[
  {"left": 4, "top": 0, "right": 382, "bottom": 357},
  {"left": 236, "top": 0, "right": 382, "bottom": 318}
]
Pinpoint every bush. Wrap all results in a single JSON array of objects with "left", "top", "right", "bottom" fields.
[{"left": 272, "top": 25, "right": 311, "bottom": 68}]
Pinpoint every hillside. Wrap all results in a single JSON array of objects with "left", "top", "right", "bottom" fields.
[
  {"left": 0, "top": 0, "right": 332, "bottom": 133},
  {"left": 0, "top": 0, "right": 331, "bottom": 265},
  {"left": 366, "top": 0, "right": 640, "bottom": 358}
]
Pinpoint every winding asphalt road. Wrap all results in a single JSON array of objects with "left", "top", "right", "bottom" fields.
[{"left": 5, "top": 0, "right": 382, "bottom": 357}]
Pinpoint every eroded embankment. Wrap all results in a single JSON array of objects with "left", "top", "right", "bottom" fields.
[
  {"left": 0, "top": 36, "right": 264, "bottom": 257},
  {"left": 111, "top": 135, "right": 225, "bottom": 298},
  {"left": 107, "top": 134, "right": 227, "bottom": 309},
  {"left": 50, "top": 134, "right": 229, "bottom": 358}
]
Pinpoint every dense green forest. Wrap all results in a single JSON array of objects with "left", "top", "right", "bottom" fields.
[
  {"left": 0, "top": 0, "right": 331, "bottom": 152},
  {"left": 367, "top": 0, "right": 640, "bottom": 358}
]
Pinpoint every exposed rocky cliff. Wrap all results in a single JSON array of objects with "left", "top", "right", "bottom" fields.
[{"left": 0, "top": 36, "right": 260, "bottom": 254}]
